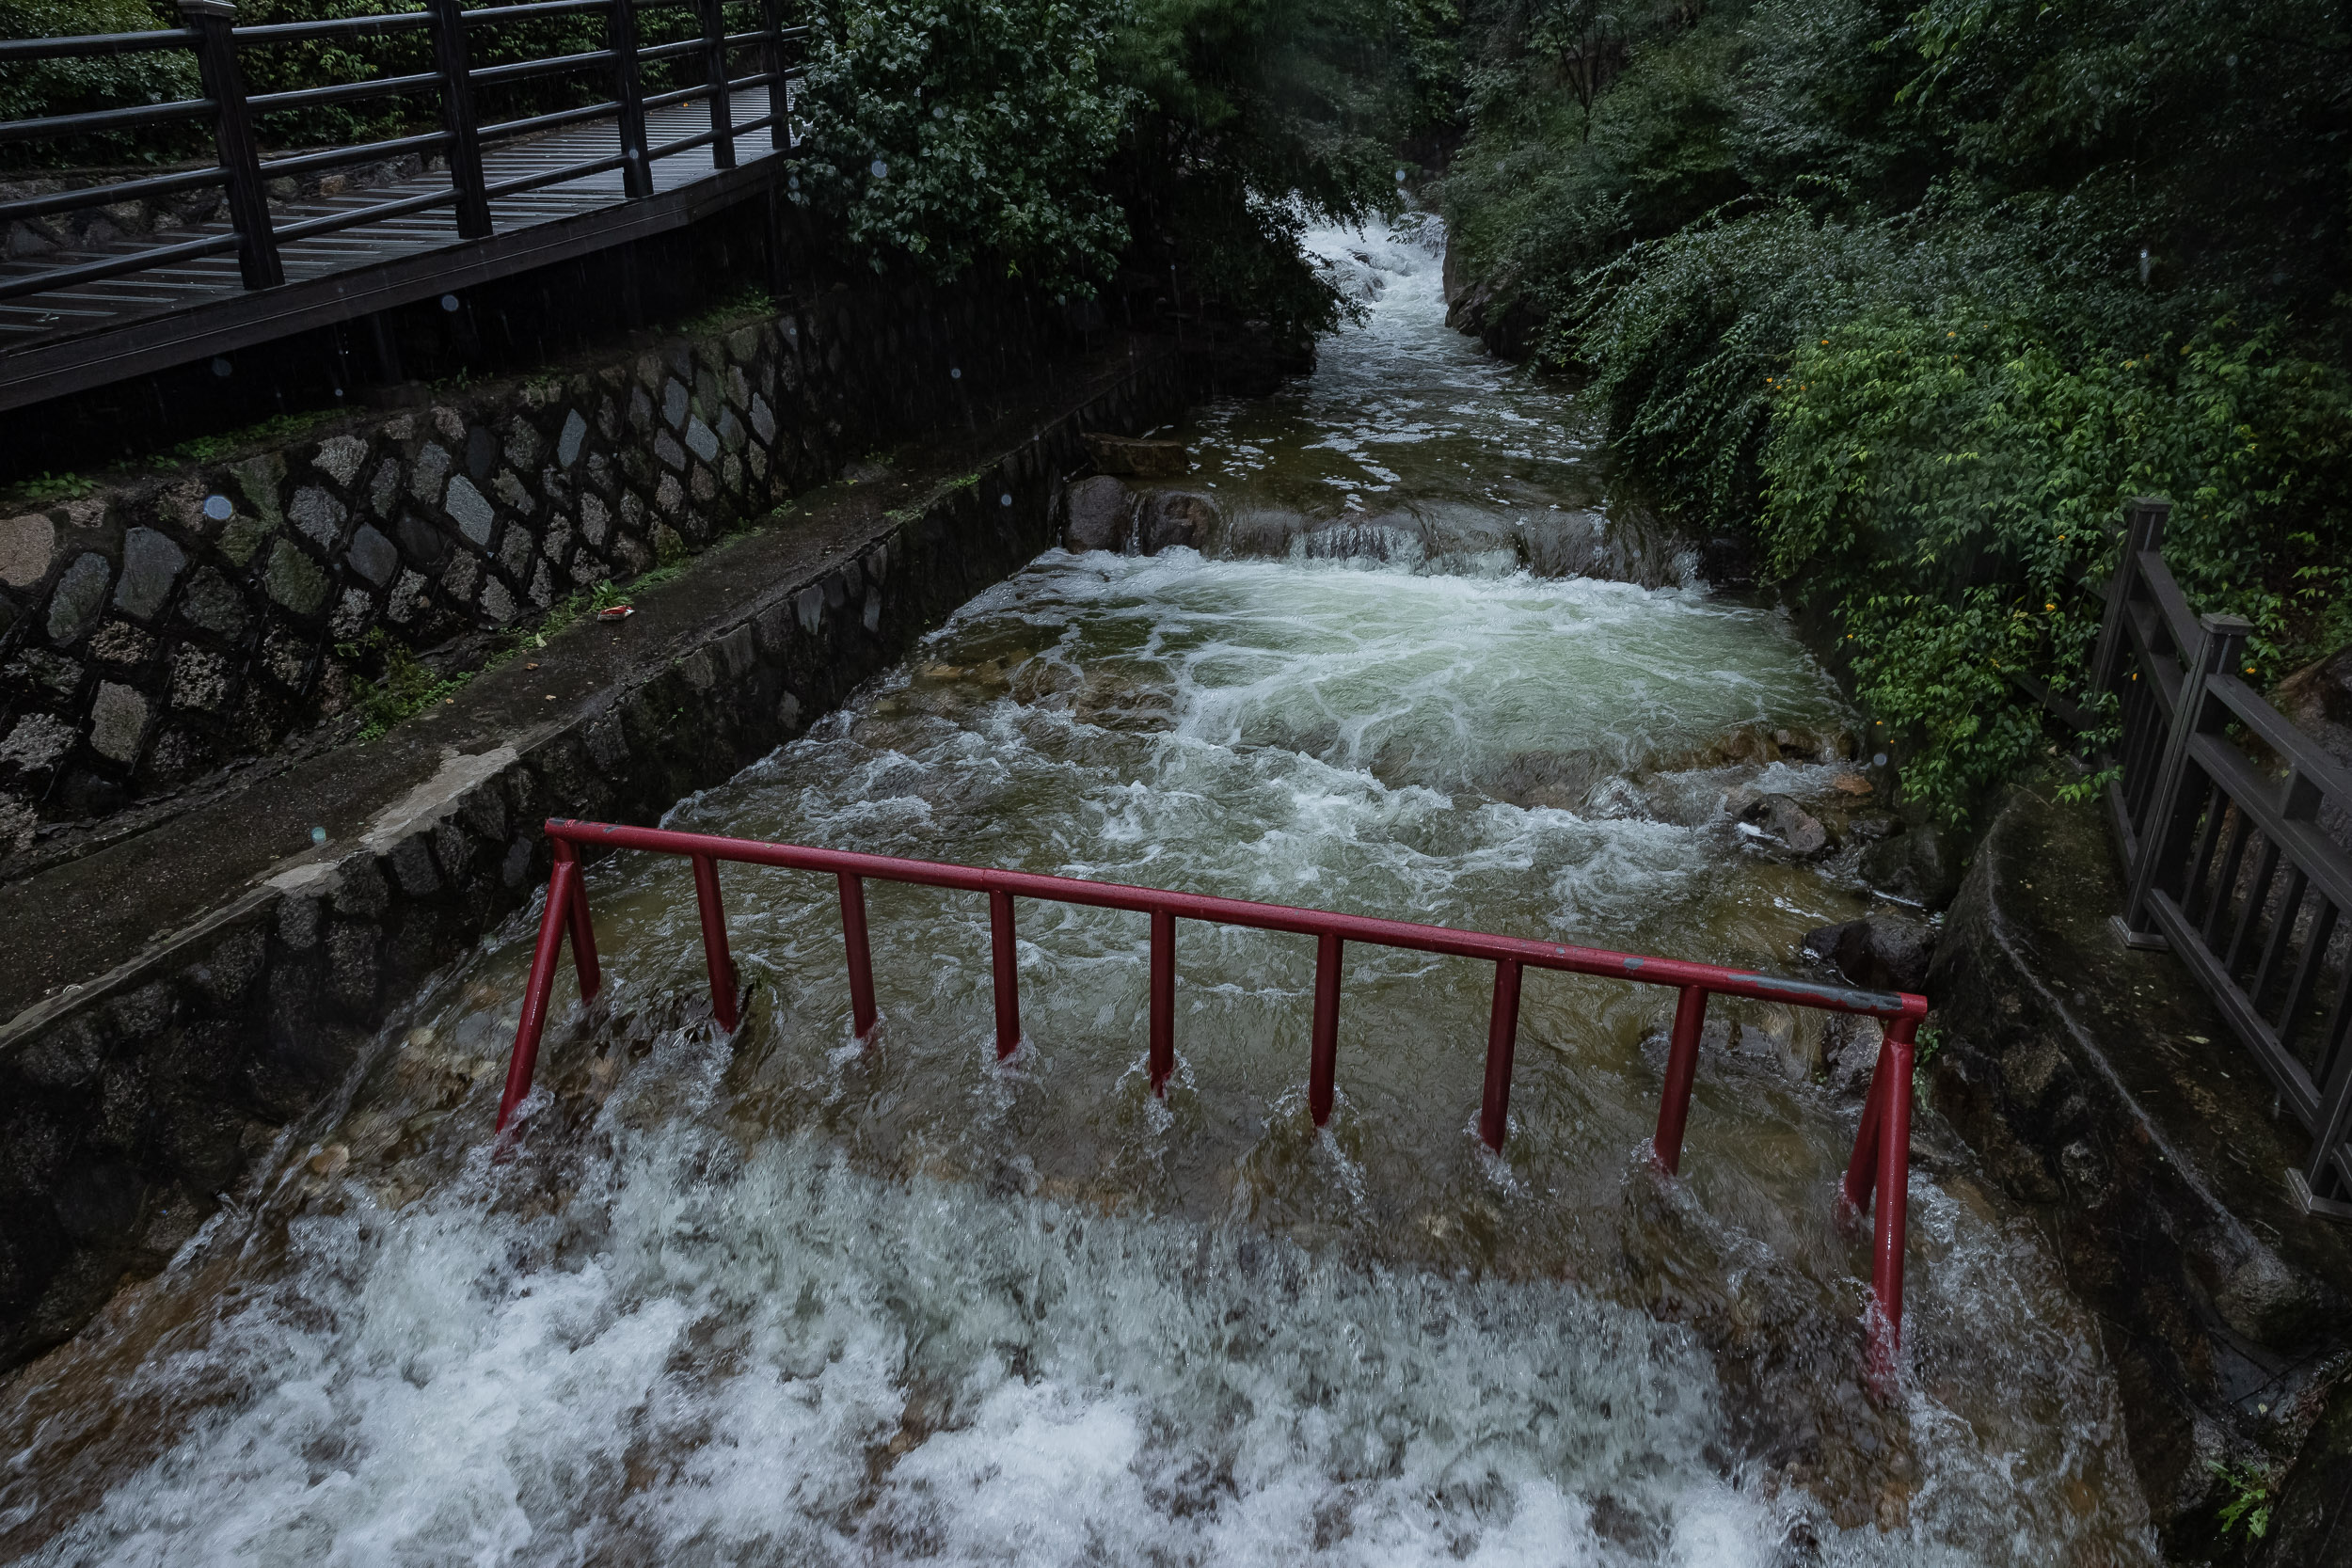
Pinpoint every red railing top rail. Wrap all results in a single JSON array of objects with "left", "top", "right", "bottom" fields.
[
  {"left": 544, "top": 817, "right": 1930, "bottom": 1022},
  {"left": 501, "top": 816, "right": 1926, "bottom": 1382}
]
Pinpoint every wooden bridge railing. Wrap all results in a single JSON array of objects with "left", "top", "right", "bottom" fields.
[
  {"left": 2089, "top": 497, "right": 2352, "bottom": 1219},
  {"left": 0, "top": 0, "right": 803, "bottom": 302}
]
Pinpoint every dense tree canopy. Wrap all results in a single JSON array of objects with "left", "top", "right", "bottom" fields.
[{"left": 1441, "top": 0, "right": 2352, "bottom": 820}]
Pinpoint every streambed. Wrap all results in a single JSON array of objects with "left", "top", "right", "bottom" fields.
[{"left": 0, "top": 221, "right": 2155, "bottom": 1566}]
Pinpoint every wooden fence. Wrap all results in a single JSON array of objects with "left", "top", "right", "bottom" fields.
[{"left": 2089, "top": 497, "right": 2352, "bottom": 1218}]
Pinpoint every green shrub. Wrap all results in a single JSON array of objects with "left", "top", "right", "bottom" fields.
[{"left": 0, "top": 0, "right": 199, "bottom": 166}]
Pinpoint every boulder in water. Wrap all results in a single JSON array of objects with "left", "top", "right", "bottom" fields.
[
  {"left": 1063, "top": 475, "right": 1132, "bottom": 552},
  {"left": 1803, "top": 912, "right": 1934, "bottom": 993},
  {"left": 1724, "top": 784, "right": 1833, "bottom": 857},
  {"left": 1860, "top": 823, "right": 1961, "bottom": 908},
  {"left": 1082, "top": 432, "right": 1189, "bottom": 477},
  {"left": 1140, "top": 490, "right": 1217, "bottom": 554}
]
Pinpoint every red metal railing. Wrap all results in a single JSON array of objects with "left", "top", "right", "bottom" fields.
[{"left": 498, "top": 819, "right": 1929, "bottom": 1370}]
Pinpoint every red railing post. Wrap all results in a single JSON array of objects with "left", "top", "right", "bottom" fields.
[
  {"left": 503, "top": 819, "right": 1935, "bottom": 1387},
  {"left": 1867, "top": 1016, "right": 1916, "bottom": 1374},
  {"left": 990, "top": 886, "right": 1021, "bottom": 1057},
  {"left": 1841, "top": 1035, "right": 1890, "bottom": 1214},
  {"left": 690, "top": 853, "right": 739, "bottom": 1031},
  {"left": 497, "top": 857, "right": 581, "bottom": 1131},
  {"left": 1309, "top": 931, "right": 1343, "bottom": 1126},
  {"left": 837, "top": 871, "right": 877, "bottom": 1041},
  {"left": 1478, "top": 958, "right": 1522, "bottom": 1150},
  {"left": 554, "top": 838, "right": 601, "bottom": 1001},
  {"left": 1149, "top": 906, "right": 1175, "bottom": 1093},
  {"left": 1651, "top": 985, "right": 1709, "bottom": 1174}
]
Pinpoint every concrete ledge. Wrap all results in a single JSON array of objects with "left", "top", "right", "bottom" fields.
[
  {"left": 0, "top": 337, "right": 1184, "bottom": 1370},
  {"left": 1927, "top": 779, "right": 2352, "bottom": 1562}
]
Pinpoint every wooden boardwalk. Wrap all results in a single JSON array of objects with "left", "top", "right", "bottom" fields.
[{"left": 0, "top": 87, "right": 786, "bottom": 411}]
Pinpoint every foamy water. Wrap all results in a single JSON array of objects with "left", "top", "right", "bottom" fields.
[{"left": 0, "top": 220, "right": 2157, "bottom": 1565}]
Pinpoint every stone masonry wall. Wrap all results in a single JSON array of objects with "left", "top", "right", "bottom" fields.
[
  {"left": 0, "top": 279, "right": 1066, "bottom": 847},
  {"left": 0, "top": 341, "right": 1185, "bottom": 1371}
]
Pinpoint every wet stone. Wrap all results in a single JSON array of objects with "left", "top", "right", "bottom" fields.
[
  {"left": 88, "top": 622, "right": 153, "bottom": 664},
  {"left": 1063, "top": 475, "right": 1131, "bottom": 552},
  {"left": 662, "top": 378, "right": 690, "bottom": 428},
  {"left": 0, "top": 710, "right": 75, "bottom": 771},
  {"left": 169, "top": 646, "right": 232, "bottom": 712},
  {"left": 312, "top": 436, "right": 368, "bottom": 487},
  {"left": 492, "top": 469, "right": 534, "bottom": 515},
  {"left": 347, "top": 524, "right": 398, "bottom": 586},
  {"left": 289, "top": 487, "right": 347, "bottom": 552},
  {"left": 479, "top": 577, "right": 516, "bottom": 622},
  {"left": 264, "top": 541, "right": 329, "bottom": 617},
  {"left": 465, "top": 425, "right": 498, "bottom": 483},
  {"left": 655, "top": 431, "right": 688, "bottom": 472},
  {"left": 331, "top": 587, "right": 373, "bottom": 640},
  {"left": 410, "top": 443, "right": 453, "bottom": 507},
  {"left": 87, "top": 681, "right": 147, "bottom": 762},
  {"left": 503, "top": 418, "right": 541, "bottom": 471},
  {"left": 444, "top": 476, "right": 495, "bottom": 546},
  {"left": 0, "top": 513, "right": 56, "bottom": 588},
  {"left": 750, "top": 393, "right": 776, "bottom": 445},
  {"left": 178, "top": 566, "right": 248, "bottom": 639},
  {"left": 46, "top": 552, "right": 113, "bottom": 644},
  {"left": 558, "top": 409, "right": 588, "bottom": 467}
]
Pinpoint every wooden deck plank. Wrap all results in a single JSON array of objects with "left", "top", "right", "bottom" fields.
[{"left": 0, "top": 86, "right": 782, "bottom": 404}]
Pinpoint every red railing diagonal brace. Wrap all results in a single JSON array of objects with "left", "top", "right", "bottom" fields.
[
  {"left": 493, "top": 818, "right": 1930, "bottom": 1378},
  {"left": 1651, "top": 985, "right": 1710, "bottom": 1174},
  {"left": 499, "top": 856, "right": 580, "bottom": 1130},
  {"left": 1841, "top": 1014, "right": 1919, "bottom": 1376},
  {"left": 837, "top": 872, "right": 878, "bottom": 1041}
]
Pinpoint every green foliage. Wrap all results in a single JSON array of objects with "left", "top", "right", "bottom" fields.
[
  {"left": 152, "top": 406, "right": 347, "bottom": 467},
  {"left": 788, "top": 0, "right": 1137, "bottom": 289},
  {"left": 344, "top": 629, "right": 469, "bottom": 743},
  {"left": 2, "top": 469, "right": 99, "bottom": 505},
  {"left": 0, "top": 0, "right": 199, "bottom": 166},
  {"left": 1443, "top": 0, "right": 2352, "bottom": 821},
  {"left": 2208, "top": 1459, "right": 2276, "bottom": 1542}
]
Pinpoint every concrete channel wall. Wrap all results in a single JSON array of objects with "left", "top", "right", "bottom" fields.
[
  {"left": 0, "top": 278, "right": 1074, "bottom": 842},
  {"left": 0, "top": 330, "right": 1184, "bottom": 1371}
]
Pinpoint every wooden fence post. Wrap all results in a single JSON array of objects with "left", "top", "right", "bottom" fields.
[
  {"left": 2122, "top": 610, "right": 2253, "bottom": 939},
  {"left": 759, "top": 0, "right": 786, "bottom": 151},
  {"left": 177, "top": 0, "right": 281, "bottom": 290},
  {"left": 610, "top": 0, "right": 652, "bottom": 198},
  {"left": 2089, "top": 498, "right": 2169, "bottom": 699},
  {"left": 699, "top": 0, "right": 736, "bottom": 170},
  {"left": 428, "top": 0, "right": 492, "bottom": 237}
]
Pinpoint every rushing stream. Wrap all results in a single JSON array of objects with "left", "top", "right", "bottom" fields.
[{"left": 1, "top": 220, "right": 2157, "bottom": 1565}]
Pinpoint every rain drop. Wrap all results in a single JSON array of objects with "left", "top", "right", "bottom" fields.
[
  {"left": 1394, "top": 167, "right": 1407, "bottom": 182},
  {"left": 949, "top": 367, "right": 961, "bottom": 379},
  {"left": 440, "top": 293, "right": 460, "bottom": 312},
  {"left": 933, "top": 104, "right": 946, "bottom": 119},
  {"left": 999, "top": 492, "right": 1012, "bottom": 507},
  {"left": 210, "top": 356, "right": 231, "bottom": 378},
  {"left": 787, "top": 174, "right": 800, "bottom": 190},
  {"left": 1872, "top": 752, "right": 1889, "bottom": 768},
  {"left": 870, "top": 159, "right": 888, "bottom": 179},
  {"left": 310, "top": 826, "right": 327, "bottom": 845},
  {"left": 201, "top": 494, "right": 233, "bottom": 521}
]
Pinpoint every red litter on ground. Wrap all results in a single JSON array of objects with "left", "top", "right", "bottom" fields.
[{"left": 596, "top": 604, "right": 633, "bottom": 622}]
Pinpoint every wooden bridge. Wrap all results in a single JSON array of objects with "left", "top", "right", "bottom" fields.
[{"left": 0, "top": 0, "right": 801, "bottom": 413}]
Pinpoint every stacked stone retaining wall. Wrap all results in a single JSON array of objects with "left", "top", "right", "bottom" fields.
[
  {"left": 0, "top": 278, "right": 1066, "bottom": 846},
  {"left": 0, "top": 339, "right": 1184, "bottom": 1370}
]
